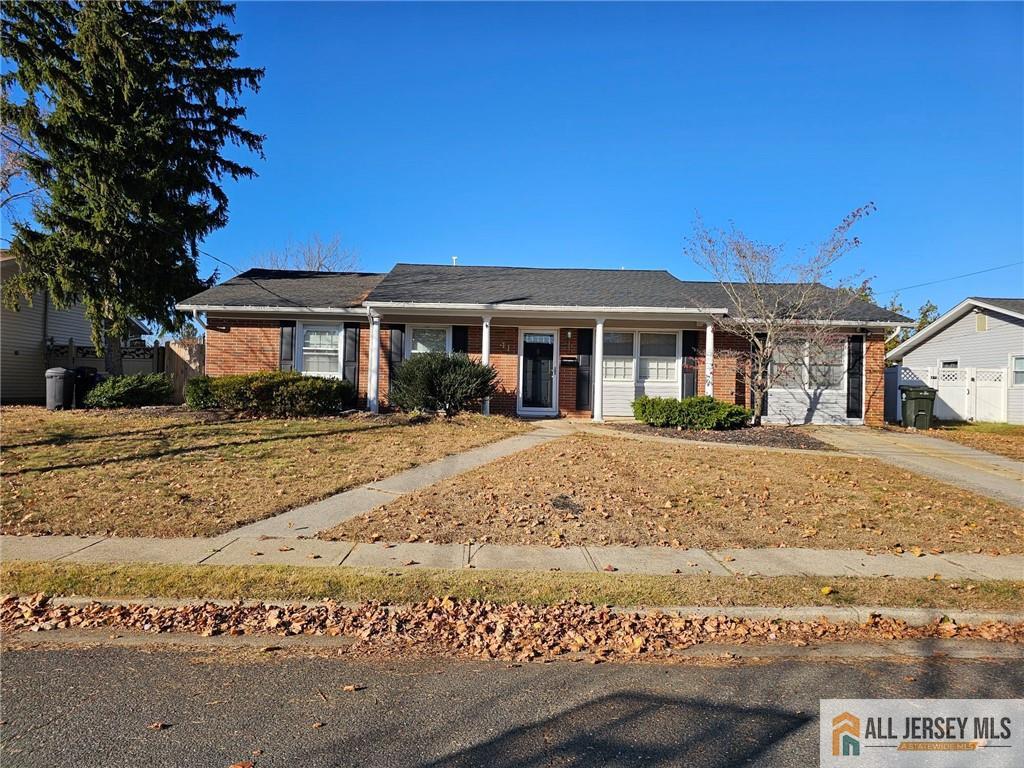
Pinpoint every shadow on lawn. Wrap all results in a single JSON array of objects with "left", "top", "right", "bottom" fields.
[{"left": 2, "top": 420, "right": 399, "bottom": 476}]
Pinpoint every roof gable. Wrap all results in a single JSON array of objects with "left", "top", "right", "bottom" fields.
[
  {"left": 886, "top": 296, "right": 1024, "bottom": 360},
  {"left": 179, "top": 269, "right": 384, "bottom": 311}
]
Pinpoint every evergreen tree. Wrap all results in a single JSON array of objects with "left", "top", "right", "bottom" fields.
[{"left": 1, "top": 1, "right": 263, "bottom": 359}]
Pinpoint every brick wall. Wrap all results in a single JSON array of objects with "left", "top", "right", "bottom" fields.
[
  {"left": 204, "top": 318, "right": 280, "bottom": 375},
  {"left": 558, "top": 328, "right": 591, "bottom": 417},
  {"left": 356, "top": 326, "right": 392, "bottom": 407},
  {"left": 864, "top": 332, "right": 886, "bottom": 426},
  {"left": 695, "top": 328, "right": 749, "bottom": 406}
]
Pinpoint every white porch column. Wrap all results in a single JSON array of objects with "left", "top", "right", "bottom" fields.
[
  {"left": 367, "top": 312, "right": 381, "bottom": 414},
  {"left": 593, "top": 318, "right": 605, "bottom": 421},
  {"left": 704, "top": 320, "right": 715, "bottom": 396},
  {"left": 481, "top": 315, "right": 492, "bottom": 415}
]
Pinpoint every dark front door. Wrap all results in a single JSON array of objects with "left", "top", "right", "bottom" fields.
[{"left": 522, "top": 332, "right": 555, "bottom": 410}]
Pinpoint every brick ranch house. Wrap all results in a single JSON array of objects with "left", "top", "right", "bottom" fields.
[{"left": 178, "top": 264, "right": 908, "bottom": 425}]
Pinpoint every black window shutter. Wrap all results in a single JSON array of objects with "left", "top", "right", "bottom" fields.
[
  {"left": 576, "top": 328, "right": 593, "bottom": 410},
  {"left": 846, "top": 335, "right": 864, "bottom": 418},
  {"left": 752, "top": 333, "right": 768, "bottom": 413},
  {"left": 388, "top": 325, "right": 405, "bottom": 397},
  {"left": 452, "top": 325, "right": 469, "bottom": 354},
  {"left": 279, "top": 321, "right": 295, "bottom": 371},
  {"left": 343, "top": 323, "right": 360, "bottom": 389}
]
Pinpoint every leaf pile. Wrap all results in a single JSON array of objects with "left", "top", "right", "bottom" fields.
[{"left": 3, "top": 594, "right": 1021, "bottom": 662}]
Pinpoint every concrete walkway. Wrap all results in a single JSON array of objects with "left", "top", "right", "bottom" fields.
[
  {"left": 4, "top": 534, "right": 1021, "bottom": 580},
  {"left": 226, "top": 421, "right": 571, "bottom": 538},
  {"left": 811, "top": 427, "right": 1024, "bottom": 507}
]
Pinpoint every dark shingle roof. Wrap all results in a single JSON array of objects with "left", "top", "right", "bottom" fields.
[
  {"left": 179, "top": 263, "right": 909, "bottom": 323},
  {"left": 971, "top": 297, "right": 1024, "bottom": 316},
  {"left": 179, "top": 269, "right": 384, "bottom": 310},
  {"left": 366, "top": 264, "right": 909, "bottom": 322},
  {"left": 365, "top": 264, "right": 706, "bottom": 308}
]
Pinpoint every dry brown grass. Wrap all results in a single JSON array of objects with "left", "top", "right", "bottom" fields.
[
  {"left": 325, "top": 433, "right": 1024, "bottom": 553},
  {"left": 4, "top": 561, "right": 1021, "bottom": 611},
  {"left": 1, "top": 407, "right": 530, "bottom": 538},
  {"left": 922, "top": 422, "right": 1024, "bottom": 462}
]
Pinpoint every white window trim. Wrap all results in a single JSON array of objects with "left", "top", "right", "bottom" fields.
[
  {"left": 768, "top": 340, "right": 847, "bottom": 392},
  {"left": 295, "top": 321, "right": 345, "bottom": 378},
  {"left": 405, "top": 325, "right": 452, "bottom": 358},
  {"left": 637, "top": 331, "right": 680, "bottom": 384},
  {"left": 1010, "top": 354, "right": 1024, "bottom": 388}
]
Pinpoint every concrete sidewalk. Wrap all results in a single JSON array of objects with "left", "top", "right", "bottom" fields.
[
  {"left": 812, "top": 426, "right": 1024, "bottom": 507},
  {"left": 4, "top": 534, "right": 1021, "bottom": 581}
]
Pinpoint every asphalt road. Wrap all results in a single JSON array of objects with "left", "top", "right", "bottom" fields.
[{"left": 2, "top": 644, "right": 1022, "bottom": 767}]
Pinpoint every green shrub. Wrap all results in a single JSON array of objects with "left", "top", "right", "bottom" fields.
[
  {"left": 632, "top": 395, "right": 750, "bottom": 430},
  {"left": 205, "top": 371, "right": 354, "bottom": 417},
  {"left": 83, "top": 373, "right": 173, "bottom": 408},
  {"left": 184, "top": 375, "right": 217, "bottom": 410},
  {"left": 271, "top": 375, "right": 356, "bottom": 417},
  {"left": 391, "top": 352, "right": 498, "bottom": 417}
]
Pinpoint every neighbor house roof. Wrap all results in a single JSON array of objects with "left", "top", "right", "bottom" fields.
[
  {"left": 178, "top": 269, "right": 385, "bottom": 312},
  {"left": 178, "top": 263, "right": 909, "bottom": 324},
  {"left": 886, "top": 296, "right": 1024, "bottom": 361}
]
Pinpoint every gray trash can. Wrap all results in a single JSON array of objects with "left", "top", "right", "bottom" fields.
[{"left": 45, "top": 367, "right": 75, "bottom": 411}]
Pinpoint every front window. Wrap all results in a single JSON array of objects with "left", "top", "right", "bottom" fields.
[
  {"left": 808, "top": 342, "right": 844, "bottom": 389},
  {"left": 1013, "top": 356, "right": 1024, "bottom": 387},
  {"left": 301, "top": 326, "right": 341, "bottom": 375},
  {"left": 602, "top": 331, "right": 634, "bottom": 381},
  {"left": 410, "top": 327, "right": 448, "bottom": 355},
  {"left": 770, "top": 341, "right": 805, "bottom": 389},
  {"left": 638, "top": 332, "right": 676, "bottom": 381}
]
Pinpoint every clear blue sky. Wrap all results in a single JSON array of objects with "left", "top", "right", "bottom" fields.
[{"left": 203, "top": 2, "right": 1023, "bottom": 315}]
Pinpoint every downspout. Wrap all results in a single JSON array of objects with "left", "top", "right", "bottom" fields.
[
  {"left": 191, "top": 309, "right": 207, "bottom": 331},
  {"left": 884, "top": 325, "right": 903, "bottom": 346}
]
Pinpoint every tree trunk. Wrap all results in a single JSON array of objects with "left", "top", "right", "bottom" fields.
[{"left": 104, "top": 333, "right": 123, "bottom": 376}]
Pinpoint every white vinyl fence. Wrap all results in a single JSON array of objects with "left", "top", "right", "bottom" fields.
[{"left": 886, "top": 365, "right": 1007, "bottom": 423}]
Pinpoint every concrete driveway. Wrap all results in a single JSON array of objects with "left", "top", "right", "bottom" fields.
[{"left": 812, "top": 427, "right": 1024, "bottom": 507}]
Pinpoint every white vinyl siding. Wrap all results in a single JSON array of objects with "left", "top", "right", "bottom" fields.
[
  {"left": 764, "top": 338, "right": 853, "bottom": 425},
  {"left": 600, "top": 329, "right": 682, "bottom": 417},
  {"left": 901, "top": 308, "right": 1024, "bottom": 424}
]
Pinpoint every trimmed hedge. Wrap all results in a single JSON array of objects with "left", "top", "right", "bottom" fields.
[
  {"left": 390, "top": 352, "right": 498, "bottom": 417},
  {"left": 83, "top": 373, "right": 173, "bottom": 409},
  {"left": 184, "top": 375, "right": 217, "bottom": 410},
  {"left": 632, "top": 395, "right": 750, "bottom": 430},
  {"left": 187, "top": 371, "right": 355, "bottom": 417}
]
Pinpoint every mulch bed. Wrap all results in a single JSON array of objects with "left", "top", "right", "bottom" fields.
[
  {"left": 608, "top": 422, "right": 834, "bottom": 451},
  {"left": 4, "top": 594, "right": 1021, "bottom": 662}
]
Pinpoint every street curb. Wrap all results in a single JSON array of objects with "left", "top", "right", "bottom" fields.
[{"left": 24, "top": 596, "right": 1024, "bottom": 627}]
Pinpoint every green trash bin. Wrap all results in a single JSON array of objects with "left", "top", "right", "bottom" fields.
[{"left": 900, "top": 386, "right": 937, "bottom": 429}]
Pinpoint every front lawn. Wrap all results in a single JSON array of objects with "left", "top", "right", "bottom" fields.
[
  {"left": 923, "top": 421, "right": 1024, "bottom": 462},
  {"left": 325, "top": 433, "right": 1023, "bottom": 553},
  {"left": 1, "top": 407, "right": 530, "bottom": 538}
]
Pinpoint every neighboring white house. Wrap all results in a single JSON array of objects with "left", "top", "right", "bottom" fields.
[
  {"left": 886, "top": 296, "right": 1024, "bottom": 424},
  {"left": 1, "top": 253, "right": 151, "bottom": 403}
]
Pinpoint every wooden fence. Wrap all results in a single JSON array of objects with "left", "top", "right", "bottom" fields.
[{"left": 164, "top": 340, "right": 205, "bottom": 403}]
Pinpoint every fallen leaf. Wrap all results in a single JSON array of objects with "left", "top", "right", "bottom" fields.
[
  {"left": 602, "top": 564, "right": 617, "bottom": 572},
  {"left": 147, "top": 721, "right": 170, "bottom": 730},
  {"left": 312, "top": 721, "right": 325, "bottom": 729},
  {"left": 342, "top": 684, "right": 365, "bottom": 692},
  {"left": 820, "top": 586, "right": 834, "bottom": 596}
]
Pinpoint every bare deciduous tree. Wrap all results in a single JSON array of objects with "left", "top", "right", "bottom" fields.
[
  {"left": 256, "top": 233, "right": 358, "bottom": 272},
  {"left": 1, "top": 121, "right": 38, "bottom": 212},
  {"left": 684, "top": 204, "right": 877, "bottom": 425}
]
